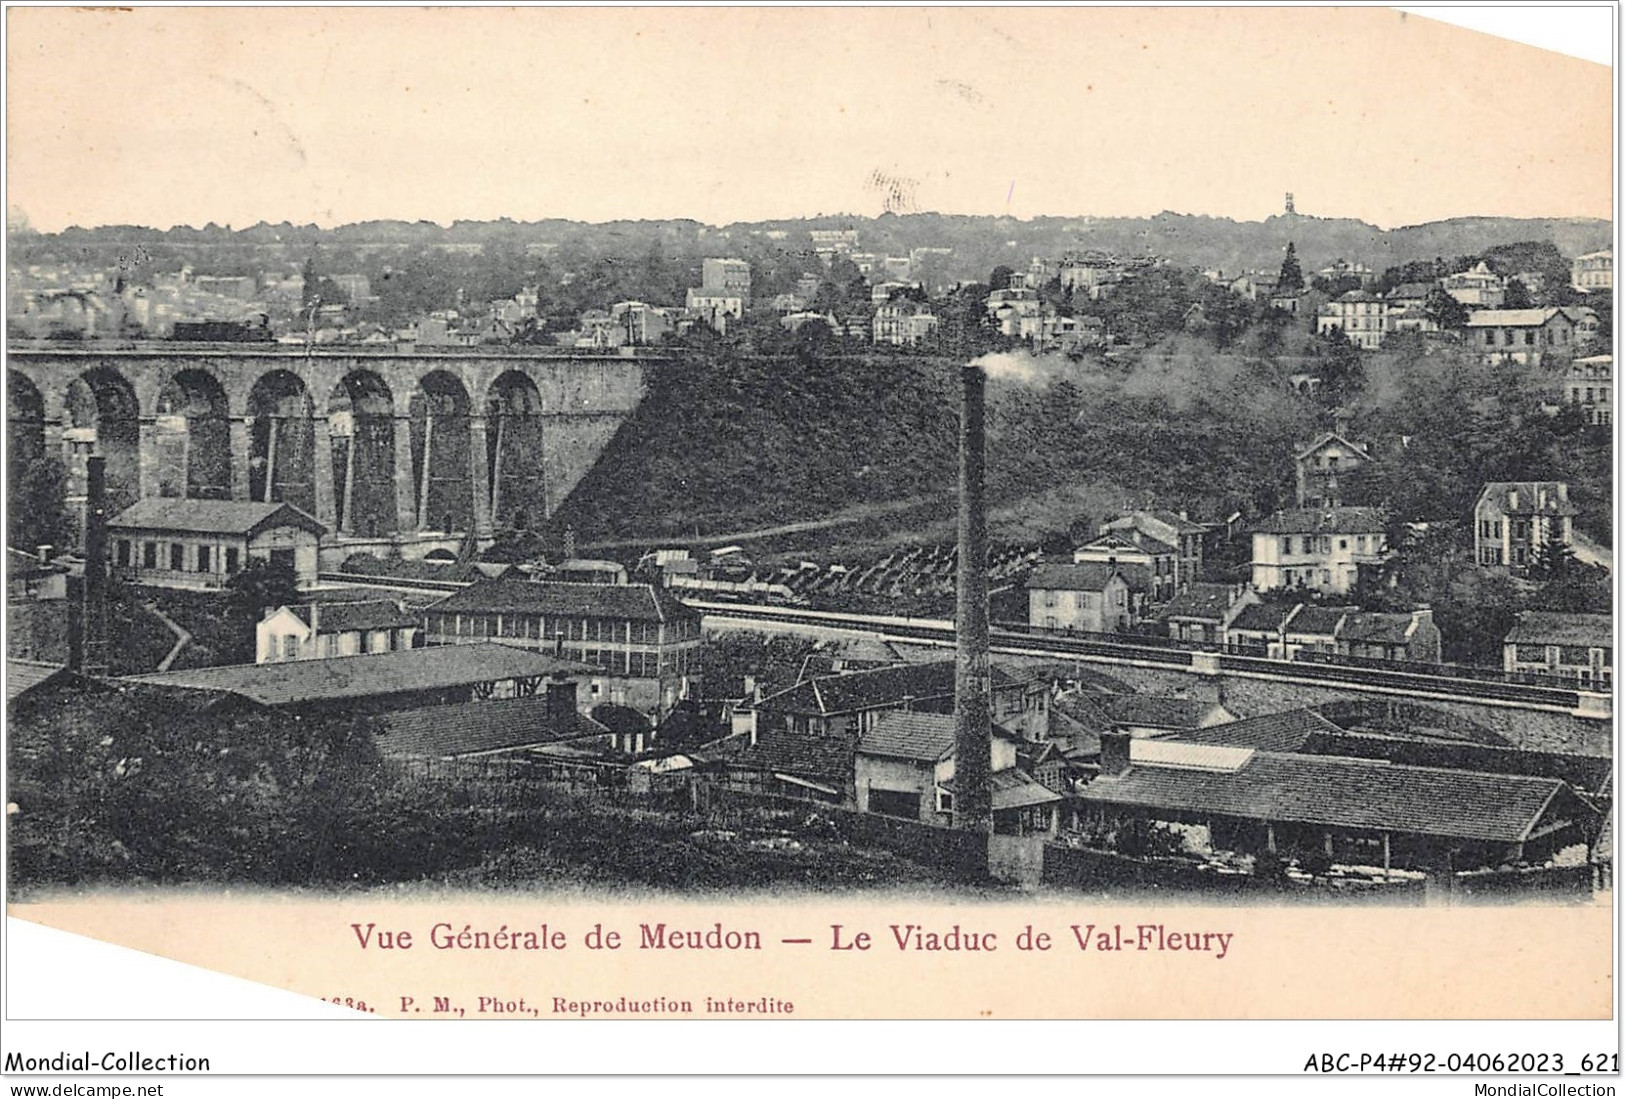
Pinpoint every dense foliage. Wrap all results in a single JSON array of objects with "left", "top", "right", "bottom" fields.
[{"left": 8, "top": 684, "right": 952, "bottom": 892}]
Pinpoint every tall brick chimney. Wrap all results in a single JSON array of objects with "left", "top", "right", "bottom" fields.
[
  {"left": 80, "top": 456, "right": 109, "bottom": 678},
  {"left": 954, "top": 363, "right": 992, "bottom": 836}
]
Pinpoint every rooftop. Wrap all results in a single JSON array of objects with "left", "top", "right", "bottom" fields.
[
  {"left": 375, "top": 695, "right": 609, "bottom": 759},
  {"left": 1026, "top": 562, "right": 1124, "bottom": 592},
  {"left": 427, "top": 577, "right": 699, "bottom": 624},
  {"left": 124, "top": 642, "right": 597, "bottom": 707},
  {"left": 1475, "top": 482, "right": 1576, "bottom": 517},
  {"left": 1464, "top": 308, "right": 1566, "bottom": 328},
  {"left": 1159, "top": 582, "right": 1240, "bottom": 622},
  {"left": 857, "top": 711, "right": 957, "bottom": 762},
  {"left": 1082, "top": 750, "right": 1585, "bottom": 844},
  {"left": 757, "top": 659, "right": 1029, "bottom": 718},
  {"left": 1250, "top": 507, "right": 1386, "bottom": 536},
  {"left": 1504, "top": 612, "right": 1611, "bottom": 649},
  {"left": 108, "top": 498, "right": 326, "bottom": 538}
]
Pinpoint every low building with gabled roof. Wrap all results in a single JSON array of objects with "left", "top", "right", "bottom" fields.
[
  {"left": 123, "top": 641, "right": 597, "bottom": 715},
  {"left": 1159, "top": 582, "right": 1258, "bottom": 646},
  {"left": 754, "top": 658, "right": 1049, "bottom": 743},
  {"left": 108, "top": 499, "right": 326, "bottom": 590},
  {"left": 1503, "top": 612, "right": 1612, "bottom": 689},
  {"left": 375, "top": 684, "right": 613, "bottom": 761},
  {"left": 256, "top": 599, "right": 419, "bottom": 663},
  {"left": 1081, "top": 733, "right": 1597, "bottom": 873}
]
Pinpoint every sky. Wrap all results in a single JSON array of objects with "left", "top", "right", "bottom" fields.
[{"left": 4, "top": 5, "right": 1614, "bottom": 233}]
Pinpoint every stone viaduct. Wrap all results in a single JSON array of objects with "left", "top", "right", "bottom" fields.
[{"left": 8, "top": 343, "right": 656, "bottom": 564}]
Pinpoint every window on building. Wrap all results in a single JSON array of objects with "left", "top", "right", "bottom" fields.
[
  {"left": 1559, "top": 646, "right": 1593, "bottom": 667},
  {"left": 143, "top": 542, "right": 158, "bottom": 569},
  {"left": 283, "top": 636, "right": 299, "bottom": 659},
  {"left": 197, "top": 546, "right": 211, "bottom": 572},
  {"left": 1514, "top": 644, "right": 1549, "bottom": 664},
  {"left": 1044, "top": 592, "right": 1056, "bottom": 608},
  {"left": 170, "top": 543, "right": 185, "bottom": 571},
  {"left": 225, "top": 547, "right": 240, "bottom": 573},
  {"left": 115, "top": 540, "right": 131, "bottom": 567}
]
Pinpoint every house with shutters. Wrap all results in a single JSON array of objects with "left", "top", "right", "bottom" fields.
[
  {"left": 1464, "top": 308, "right": 1577, "bottom": 366},
  {"left": 1472, "top": 482, "right": 1574, "bottom": 574},
  {"left": 1026, "top": 562, "right": 1134, "bottom": 633},
  {"left": 1502, "top": 612, "right": 1612, "bottom": 689},
  {"left": 1100, "top": 510, "right": 1210, "bottom": 590},
  {"left": 108, "top": 499, "right": 325, "bottom": 591},
  {"left": 1294, "top": 430, "right": 1373, "bottom": 508},
  {"left": 1248, "top": 507, "right": 1389, "bottom": 596}
]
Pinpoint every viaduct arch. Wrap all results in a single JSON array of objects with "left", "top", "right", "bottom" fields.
[{"left": 8, "top": 344, "right": 653, "bottom": 563}]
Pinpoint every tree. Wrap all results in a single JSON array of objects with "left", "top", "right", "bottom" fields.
[
  {"left": 1503, "top": 279, "right": 1534, "bottom": 310},
  {"left": 1277, "top": 242, "right": 1303, "bottom": 293},
  {"left": 1424, "top": 287, "right": 1470, "bottom": 331},
  {"left": 1528, "top": 525, "right": 1576, "bottom": 581},
  {"left": 225, "top": 557, "right": 300, "bottom": 621},
  {"left": 988, "top": 264, "right": 1017, "bottom": 292},
  {"left": 9, "top": 456, "right": 72, "bottom": 554}
]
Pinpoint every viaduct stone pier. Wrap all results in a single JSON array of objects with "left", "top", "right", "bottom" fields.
[{"left": 8, "top": 343, "right": 654, "bottom": 565}]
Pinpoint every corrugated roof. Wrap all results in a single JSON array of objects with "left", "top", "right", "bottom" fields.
[
  {"left": 1249, "top": 507, "right": 1386, "bottom": 535},
  {"left": 125, "top": 642, "right": 598, "bottom": 706},
  {"left": 108, "top": 498, "right": 326, "bottom": 537},
  {"left": 376, "top": 695, "right": 609, "bottom": 759},
  {"left": 1504, "top": 612, "right": 1611, "bottom": 649},
  {"left": 1026, "top": 562, "right": 1123, "bottom": 592},
  {"left": 858, "top": 711, "right": 956, "bottom": 762},
  {"left": 427, "top": 578, "right": 699, "bottom": 623},
  {"left": 1082, "top": 752, "right": 1577, "bottom": 844}
]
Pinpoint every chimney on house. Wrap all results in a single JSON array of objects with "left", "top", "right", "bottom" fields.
[
  {"left": 546, "top": 679, "right": 579, "bottom": 722},
  {"left": 954, "top": 362, "right": 993, "bottom": 837},
  {"left": 80, "top": 456, "right": 109, "bottom": 678},
  {"left": 36, "top": 545, "right": 52, "bottom": 564},
  {"left": 1099, "top": 731, "right": 1132, "bottom": 777}
]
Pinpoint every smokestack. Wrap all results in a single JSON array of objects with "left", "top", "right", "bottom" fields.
[
  {"left": 954, "top": 363, "right": 992, "bottom": 837},
  {"left": 81, "top": 456, "right": 109, "bottom": 678}
]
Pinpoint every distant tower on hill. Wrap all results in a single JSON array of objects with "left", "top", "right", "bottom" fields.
[{"left": 1284, "top": 192, "right": 1297, "bottom": 215}]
